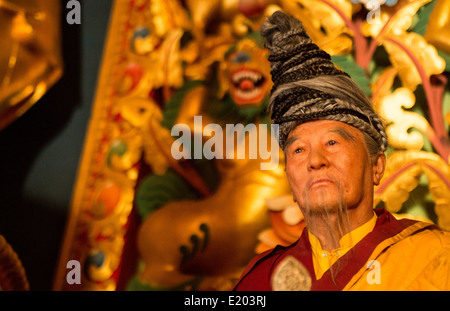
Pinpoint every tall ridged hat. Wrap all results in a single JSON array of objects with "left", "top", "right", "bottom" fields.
[{"left": 260, "top": 11, "right": 387, "bottom": 152}]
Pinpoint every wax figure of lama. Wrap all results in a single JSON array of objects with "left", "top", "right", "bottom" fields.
[{"left": 234, "top": 11, "right": 450, "bottom": 291}]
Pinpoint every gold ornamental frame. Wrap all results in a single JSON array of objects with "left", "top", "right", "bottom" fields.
[{"left": 53, "top": 0, "right": 138, "bottom": 291}]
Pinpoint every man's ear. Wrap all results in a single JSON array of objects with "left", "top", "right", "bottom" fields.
[{"left": 372, "top": 152, "right": 386, "bottom": 186}]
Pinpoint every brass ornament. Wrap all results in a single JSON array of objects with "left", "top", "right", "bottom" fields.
[
  {"left": 0, "top": 0, "right": 62, "bottom": 130},
  {"left": 271, "top": 256, "right": 312, "bottom": 291}
]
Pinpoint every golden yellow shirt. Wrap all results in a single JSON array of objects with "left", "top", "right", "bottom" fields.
[
  {"left": 345, "top": 222, "right": 450, "bottom": 291},
  {"left": 308, "top": 212, "right": 377, "bottom": 280}
]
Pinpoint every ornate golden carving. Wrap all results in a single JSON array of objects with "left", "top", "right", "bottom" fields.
[{"left": 425, "top": 0, "right": 450, "bottom": 54}]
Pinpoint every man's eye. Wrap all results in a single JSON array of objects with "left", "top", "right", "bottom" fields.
[
  {"left": 295, "top": 148, "right": 303, "bottom": 154},
  {"left": 328, "top": 140, "right": 337, "bottom": 146}
]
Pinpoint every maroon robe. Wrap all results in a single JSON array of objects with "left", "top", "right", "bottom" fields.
[{"left": 234, "top": 209, "right": 438, "bottom": 291}]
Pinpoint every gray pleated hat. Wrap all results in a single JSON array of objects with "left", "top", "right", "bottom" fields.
[{"left": 260, "top": 11, "right": 387, "bottom": 152}]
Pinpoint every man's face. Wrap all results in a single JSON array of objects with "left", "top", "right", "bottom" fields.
[{"left": 284, "top": 120, "right": 381, "bottom": 215}]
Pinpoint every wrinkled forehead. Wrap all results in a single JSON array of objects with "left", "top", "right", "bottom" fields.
[{"left": 284, "top": 120, "right": 363, "bottom": 149}]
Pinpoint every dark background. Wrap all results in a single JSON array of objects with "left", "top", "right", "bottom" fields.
[{"left": 0, "top": 0, "right": 113, "bottom": 290}]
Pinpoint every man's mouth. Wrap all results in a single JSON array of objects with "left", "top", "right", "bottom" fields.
[
  {"left": 309, "top": 178, "right": 335, "bottom": 189},
  {"left": 230, "top": 69, "right": 267, "bottom": 105}
]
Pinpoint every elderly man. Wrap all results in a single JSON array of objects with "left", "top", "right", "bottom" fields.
[{"left": 234, "top": 11, "right": 450, "bottom": 291}]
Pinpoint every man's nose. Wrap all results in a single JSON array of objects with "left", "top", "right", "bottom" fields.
[{"left": 307, "top": 148, "right": 329, "bottom": 170}]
